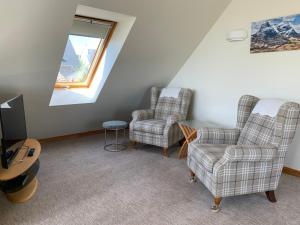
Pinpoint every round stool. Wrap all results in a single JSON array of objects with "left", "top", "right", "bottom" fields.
[{"left": 102, "top": 120, "right": 128, "bottom": 152}]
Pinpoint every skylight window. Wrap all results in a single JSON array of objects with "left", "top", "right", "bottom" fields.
[
  {"left": 50, "top": 5, "right": 136, "bottom": 106},
  {"left": 55, "top": 15, "right": 116, "bottom": 88}
]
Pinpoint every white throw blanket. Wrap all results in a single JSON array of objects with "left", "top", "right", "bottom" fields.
[
  {"left": 252, "top": 99, "right": 285, "bottom": 117},
  {"left": 159, "top": 87, "right": 181, "bottom": 98}
]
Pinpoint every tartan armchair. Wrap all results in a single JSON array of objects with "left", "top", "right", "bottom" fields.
[
  {"left": 129, "top": 87, "right": 192, "bottom": 156},
  {"left": 187, "top": 95, "right": 300, "bottom": 211}
]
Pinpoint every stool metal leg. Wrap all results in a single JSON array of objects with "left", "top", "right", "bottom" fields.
[
  {"left": 116, "top": 129, "right": 118, "bottom": 150},
  {"left": 105, "top": 128, "right": 107, "bottom": 145},
  {"left": 103, "top": 128, "right": 127, "bottom": 152}
]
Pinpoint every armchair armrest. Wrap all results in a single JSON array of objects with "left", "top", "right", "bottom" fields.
[
  {"left": 166, "top": 114, "right": 185, "bottom": 126},
  {"left": 193, "top": 128, "right": 240, "bottom": 145},
  {"left": 163, "top": 113, "right": 185, "bottom": 134},
  {"left": 223, "top": 145, "right": 278, "bottom": 162},
  {"left": 132, "top": 109, "right": 154, "bottom": 121}
]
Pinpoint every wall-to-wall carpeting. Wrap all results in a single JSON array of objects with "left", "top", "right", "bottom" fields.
[{"left": 0, "top": 135, "right": 299, "bottom": 225}]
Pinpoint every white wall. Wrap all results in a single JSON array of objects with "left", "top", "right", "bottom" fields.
[
  {"left": 169, "top": 0, "right": 300, "bottom": 170},
  {"left": 0, "top": 0, "right": 230, "bottom": 139}
]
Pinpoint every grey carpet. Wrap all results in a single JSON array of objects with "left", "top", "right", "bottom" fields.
[{"left": 0, "top": 134, "right": 300, "bottom": 225}]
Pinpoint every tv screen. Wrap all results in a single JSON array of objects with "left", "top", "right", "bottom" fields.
[{"left": 0, "top": 95, "right": 27, "bottom": 168}]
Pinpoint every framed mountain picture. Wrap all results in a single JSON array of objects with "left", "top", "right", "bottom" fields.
[{"left": 251, "top": 14, "right": 300, "bottom": 53}]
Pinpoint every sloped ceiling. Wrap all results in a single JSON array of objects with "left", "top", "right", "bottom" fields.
[{"left": 0, "top": 0, "right": 231, "bottom": 138}]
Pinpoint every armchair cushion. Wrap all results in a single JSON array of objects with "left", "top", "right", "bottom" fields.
[
  {"left": 132, "top": 109, "right": 154, "bottom": 121},
  {"left": 194, "top": 128, "right": 240, "bottom": 145},
  {"left": 188, "top": 143, "right": 228, "bottom": 173},
  {"left": 223, "top": 145, "right": 278, "bottom": 162},
  {"left": 133, "top": 119, "right": 166, "bottom": 135}
]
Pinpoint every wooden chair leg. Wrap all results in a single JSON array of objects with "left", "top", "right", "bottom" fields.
[
  {"left": 129, "top": 141, "right": 137, "bottom": 149},
  {"left": 211, "top": 197, "right": 222, "bottom": 212},
  {"left": 266, "top": 191, "right": 277, "bottom": 203},
  {"left": 189, "top": 170, "right": 196, "bottom": 183},
  {"left": 162, "top": 147, "right": 169, "bottom": 157}
]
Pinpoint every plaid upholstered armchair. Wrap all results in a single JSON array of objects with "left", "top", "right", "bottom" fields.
[
  {"left": 187, "top": 95, "right": 300, "bottom": 212},
  {"left": 130, "top": 87, "right": 192, "bottom": 156}
]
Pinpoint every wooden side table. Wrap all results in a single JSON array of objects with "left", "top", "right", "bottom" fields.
[
  {"left": 0, "top": 139, "right": 41, "bottom": 203},
  {"left": 178, "top": 120, "right": 220, "bottom": 159}
]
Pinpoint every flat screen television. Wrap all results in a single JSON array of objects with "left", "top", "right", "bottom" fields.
[{"left": 0, "top": 95, "right": 27, "bottom": 169}]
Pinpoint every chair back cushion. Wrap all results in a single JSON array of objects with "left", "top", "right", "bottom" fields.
[
  {"left": 237, "top": 99, "right": 286, "bottom": 145},
  {"left": 153, "top": 88, "right": 192, "bottom": 120},
  {"left": 154, "top": 96, "right": 181, "bottom": 120},
  {"left": 237, "top": 113, "right": 275, "bottom": 145}
]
